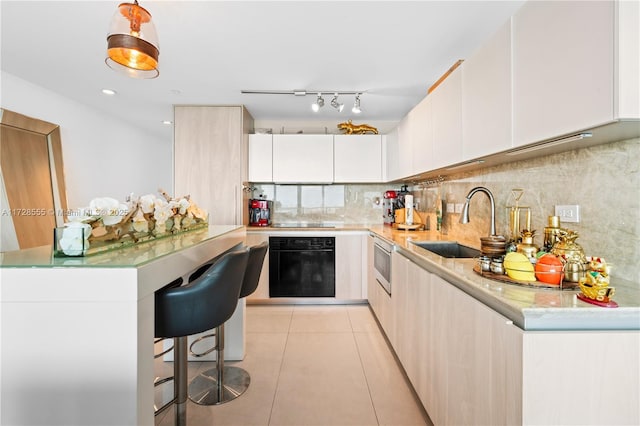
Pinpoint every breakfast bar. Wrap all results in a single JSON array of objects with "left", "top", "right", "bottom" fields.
[{"left": 0, "top": 225, "right": 245, "bottom": 426}]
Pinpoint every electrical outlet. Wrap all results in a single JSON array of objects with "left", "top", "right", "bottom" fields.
[
  {"left": 454, "top": 203, "right": 464, "bottom": 214},
  {"left": 446, "top": 203, "right": 455, "bottom": 213},
  {"left": 555, "top": 205, "right": 580, "bottom": 223}
]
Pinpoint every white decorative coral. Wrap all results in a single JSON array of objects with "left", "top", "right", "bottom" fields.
[{"left": 65, "top": 189, "right": 208, "bottom": 245}]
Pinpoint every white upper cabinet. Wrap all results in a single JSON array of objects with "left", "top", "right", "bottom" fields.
[
  {"left": 272, "top": 134, "right": 334, "bottom": 183},
  {"left": 397, "top": 115, "right": 414, "bottom": 179},
  {"left": 384, "top": 126, "right": 400, "bottom": 182},
  {"left": 410, "top": 94, "right": 434, "bottom": 175},
  {"left": 462, "top": 20, "right": 512, "bottom": 160},
  {"left": 431, "top": 65, "right": 463, "bottom": 169},
  {"left": 512, "top": 0, "right": 634, "bottom": 147},
  {"left": 616, "top": 0, "right": 640, "bottom": 119},
  {"left": 334, "top": 135, "right": 382, "bottom": 182},
  {"left": 248, "top": 134, "right": 273, "bottom": 182}
]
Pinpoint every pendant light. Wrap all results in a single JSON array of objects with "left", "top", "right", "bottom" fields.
[{"left": 106, "top": 1, "right": 160, "bottom": 79}]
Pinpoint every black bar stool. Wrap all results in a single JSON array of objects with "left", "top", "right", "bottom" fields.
[
  {"left": 154, "top": 249, "right": 249, "bottom": 425},
  {"left": 187, "top": 241, "right": 269, "bottom": 405}
]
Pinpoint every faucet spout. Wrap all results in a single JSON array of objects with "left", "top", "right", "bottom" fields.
[{"left": 459, "top": 186, "right": 497, "bottom": 236}]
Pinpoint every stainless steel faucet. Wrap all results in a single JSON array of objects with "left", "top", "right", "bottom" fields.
[{"left": 459, "top": 186, "right": 497, "bottom": 236}]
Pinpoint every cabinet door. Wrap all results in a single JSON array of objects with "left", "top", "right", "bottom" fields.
[
  {"left": 366, "top": 235, "right": 378, "bottom": 312},
  {"left": 390, "top": 251, "right": 409, "bottom": 355},
  {"left": 462, "top": 20, "right": 512, "bottom": 160},
  {"left": 409, "top": 95, "right": 433, "bottom": 175},
  {"left": 384, "top": 127, "right": 400, "bottom": 182},
  {"left": 428, "top": 274, "right": 517, "bottom": 426},
  {"left": 272, "top": 135, "right": 333, "bottom": 183},
  {"left": 335, "top": 233, "right": 365, "bottom": 299},
  {"left": 394, "top": 115, "right": 413, "bottom": 180},
  {"left": 334, "top": 135, "right": 382, "bottom": 182},
  {"left": 248, "top": 134, "right": 273, "bottom": 182},
  {"left": 431, "top": 66, "right": 463, "bottom": 169},
  {"left": 512, "top": 1, "right": 614, "bottom": 147},
  {"left": 393, "top": 256, "right": 431, "bottom": 405}
]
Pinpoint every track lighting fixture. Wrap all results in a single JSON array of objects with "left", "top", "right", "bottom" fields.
[
  {"left": 106, "top": 0, "right": 160, "bottom": 79},
  {"left": 331, "top": 94, "right": 344, "bottom": 112},
  {"left": 352, "top": 94, "right": 362, "bottom": 114},
  {"left": 241, "top": 89, "right": 365, "bottom": 114},
  {"left": 312, "top": 93, "right": 325, "bottom": 112}
]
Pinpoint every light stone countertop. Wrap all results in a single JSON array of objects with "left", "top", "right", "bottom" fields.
[{"left": 248, "top": 224, "right": 640, "bottom": 331}]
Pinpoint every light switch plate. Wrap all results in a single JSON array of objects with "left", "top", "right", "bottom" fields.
[{"left": 555, "top": 205, "right": 580, "bottom": 223}]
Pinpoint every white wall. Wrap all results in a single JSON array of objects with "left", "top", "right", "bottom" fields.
[{"left": 1, "top": 71, "right": 172, "bottom": 209}]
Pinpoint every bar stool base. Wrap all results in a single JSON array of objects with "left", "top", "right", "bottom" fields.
[{"left": 188, "top": 366, "right": 250, "bottom": 405}]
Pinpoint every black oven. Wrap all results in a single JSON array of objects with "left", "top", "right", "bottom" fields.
[{"left": 269, "top": 236, "right": 335, "bottom": 297}]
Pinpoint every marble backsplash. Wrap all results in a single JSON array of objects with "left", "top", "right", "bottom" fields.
[{"left": 253, "top": 137, "right": 639, "bottom": 284}]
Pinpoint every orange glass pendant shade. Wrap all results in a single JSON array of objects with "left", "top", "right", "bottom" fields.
[{"left": 105, "top": 1, "right": 159, "bottom": 78}]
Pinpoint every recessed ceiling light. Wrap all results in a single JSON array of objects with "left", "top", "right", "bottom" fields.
[{"left": 101, "top": 88, "right": 117, "bottom": 95}]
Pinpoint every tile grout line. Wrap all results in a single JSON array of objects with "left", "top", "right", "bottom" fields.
[
  {"left": 266, "top": 306, "right": 294, "bottom": 426},
  {"left": 347, "top": 306, "right": 382, "bottom": 426}
]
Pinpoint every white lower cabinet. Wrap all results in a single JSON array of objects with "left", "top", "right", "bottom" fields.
[
  {"left": 389, "top": 253, "right": 516, "bottom": 425},
  {"left": 335, "top": 234, "right": 366, "bottom": 299},
  {"left": 370, "top": 249, "right": 639, "bottom": 425}
]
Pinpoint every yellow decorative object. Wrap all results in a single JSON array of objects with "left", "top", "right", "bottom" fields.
[
  {"left": 504, "top": 252, "right": 536, "bottom": 282},
  {"left": 337, "top": 120, "right": 378, "bottom": 135},
  {"left": 579, "top": 257, "right": 614, "bottom": 302}
]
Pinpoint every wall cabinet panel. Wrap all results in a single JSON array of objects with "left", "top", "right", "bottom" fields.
[
  {"left": 248, "top": 134, "right": 273, "bottom": 182},
  {"left": 272, "top": 135, "right": 334, "bottom": 183},
  {"left": 334, "top": 135, "right": 382, "bottom": 182},
  {"left": 431, "top": 66, "right": 463, "bottom": 169},
  {"left": 409, "top": 95, "right": 434, "bottom": 175},
  {"left": 462, "top": 20, "right": 512, "bottom": 160},
  {"left": 512, "top": 1, "right": 615, "bottom": 147}
]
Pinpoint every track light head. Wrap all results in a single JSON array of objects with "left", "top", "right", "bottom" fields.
[
  {"left": 352, "top": 94, "right": 362, "bottom": 114},
  {"left": 312, "top": 93, "right": 324, "bottom": 112},
  {"left": 331, "top": 94, "right": 344, "bottom": 112}
]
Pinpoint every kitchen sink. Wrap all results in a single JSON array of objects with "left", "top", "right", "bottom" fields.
[{"left": 411, "top": 241, "right": 481, "bottom": 258}]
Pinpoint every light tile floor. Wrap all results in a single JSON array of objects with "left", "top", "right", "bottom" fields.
[{"left": 155, "top": 304, "right": 432, "bottom": 426}]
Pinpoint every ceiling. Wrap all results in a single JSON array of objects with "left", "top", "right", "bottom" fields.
[{"left": 1, "top": 1, "right": 525, "bottom": 139}]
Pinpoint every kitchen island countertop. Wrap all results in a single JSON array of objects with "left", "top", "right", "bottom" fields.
[{"left": 0, "top": 225, "right": 246, "bottom": 426}]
